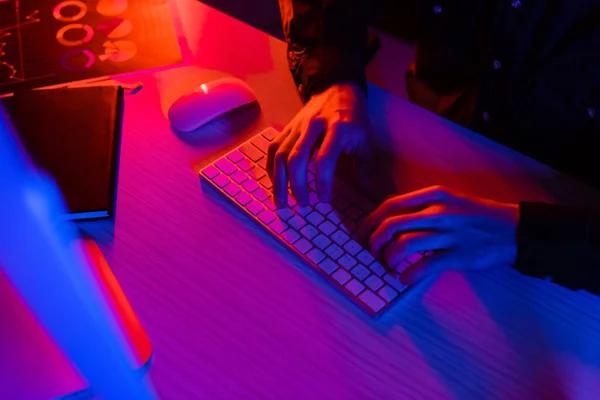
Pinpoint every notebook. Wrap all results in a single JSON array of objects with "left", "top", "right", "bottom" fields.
[{"left": 7, "top": 86, "right": 124, "bottom": 220}]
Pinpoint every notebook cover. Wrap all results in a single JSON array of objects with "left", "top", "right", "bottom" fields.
[{"left": 8, "top": 86, "right": 124, "bottom": 220}]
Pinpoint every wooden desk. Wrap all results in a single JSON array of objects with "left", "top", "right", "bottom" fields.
[{"left": 79, "top": 1, "right": 600, "bottom": 398}]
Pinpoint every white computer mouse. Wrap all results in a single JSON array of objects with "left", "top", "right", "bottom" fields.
[{"left": 168, "top": 77, "right": 258, "bottom": 133}]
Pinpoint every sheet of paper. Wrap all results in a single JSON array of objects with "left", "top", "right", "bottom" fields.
[{"left": 0, "top": 0, "right": 182, "bottom": 95}]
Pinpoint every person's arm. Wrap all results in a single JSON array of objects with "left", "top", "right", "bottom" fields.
[
  {"left": 278, "top": 0, "right": 371, "bottom": 102},
  {"left": 514, "top": 202, "right": 600, "bottom": 294}
]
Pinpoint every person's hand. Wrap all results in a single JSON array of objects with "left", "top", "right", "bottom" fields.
[
  {"left": 356, "top": 186, "right": 520, "bottom": 285},
  {"left": 267, "top": 82, "right": 371, "bottom": 208}
]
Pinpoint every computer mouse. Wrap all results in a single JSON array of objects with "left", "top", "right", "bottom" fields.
[{"left": 168, "top": 77, "right": 258, "bottom": 133}]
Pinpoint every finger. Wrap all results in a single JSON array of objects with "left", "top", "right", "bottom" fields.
[
  {"left": 358, "top": 186, "right": 454, "bottom": 241},
  {"left": 273, "top": 131, "right": 299, "bottom": 207},
  {"left": 267, "top": 127, "right": 291, "bottom": 180},
  {"left": 314, "top": 122, "right": 348, "bottom": 203},
  {"left": 288, "top": 118, "right": 326, "bottom": 206},
  {"left": 368, "top": 213, "right": 449, "bottom": 256},
  {"left": 383, "top": 231, "right": 454, "bottom": 271},
  {"left": 399, "top": 251, "right": 456, "bottom": 286}
]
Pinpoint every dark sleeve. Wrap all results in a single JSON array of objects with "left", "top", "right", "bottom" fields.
[
  {"left": 278, "top": 0, "right": 371, "bottom": 102},
  {"left": 513, "top": 202, "right": 600, "bottom": 295}
]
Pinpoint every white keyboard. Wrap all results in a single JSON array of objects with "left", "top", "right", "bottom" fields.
[{"left": 200, "top": 128, "right": 417, "bottom": 316}]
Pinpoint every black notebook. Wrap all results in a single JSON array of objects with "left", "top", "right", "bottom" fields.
[{"left": 8, "top": 86, "right": 124, "bottom": 220}]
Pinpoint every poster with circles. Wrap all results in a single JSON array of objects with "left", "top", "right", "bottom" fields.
[{"left": 0, "top": 0, "right": 182, "bottom": 95}]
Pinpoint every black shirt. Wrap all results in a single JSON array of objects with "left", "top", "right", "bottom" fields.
[{"left": 278, "top": 0, "right": 600, "bottom": 294}]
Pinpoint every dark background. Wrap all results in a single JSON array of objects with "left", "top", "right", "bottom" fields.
[{"left": 196, "top": 0, "right": 419, "bottom": 42}]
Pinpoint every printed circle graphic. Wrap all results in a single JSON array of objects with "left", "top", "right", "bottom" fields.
[
  {"left": 101, "top": 40, "right": 137, "bottom": 62},
  {"left": 97, "top": 0, "right": 129, "bottom": 17},
  {"left": 53, "top": 1, "right": 88, "bottom": 22},
  {"left": 56, "top": 24, "right": 94, "bottom": 47},
  {"left": 97, "top": 18, "right": 133, "bottom": 39},
  {"left": 61, "top": 49, "right": 96, "bottom": 71}
]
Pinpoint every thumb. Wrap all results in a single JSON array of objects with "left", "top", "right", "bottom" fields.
[{"left": 399, "top": 251, "right": 456, "bottom": 286}]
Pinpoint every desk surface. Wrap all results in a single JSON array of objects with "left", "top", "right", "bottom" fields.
[{"left": 81, "top": 1, "right": 600, "bottom": 399}]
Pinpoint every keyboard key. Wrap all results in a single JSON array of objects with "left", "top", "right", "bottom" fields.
[
  {"left": 247, "top": 166, "right": 266, "bottom": 180},
  {"left": 345, "top": 279, "right": 365, "bottom": 296},
  {"left": 315, "top": 202, "right": 333, "bottom": 215},
  {"left": 309, "top": 181, "right": 317, "bottom": 191},
  {"left": 227, "top": 150, "right": 244, "bottom": 163},
  {"left": 300, "top": 225, "right": 319, "bottom": 240},
  {"left": 262, "top": 128, "right": 278, "bottom": 141},
  {"left": 308, "top": 162, "right": 317, "bottom": 174},
  {"left": 253, "top": 188, "right": 270, "bottom": 202},
  {"left": 307, "top": 171, "right": 315, "bottom": 182},
  {"left": 242, "top": 179, "right": 259, "bottom": 193},
  {"left": 307, "top": 248, "right": 325, "bottom": 264},
  {"left": 383, "top": 274, "right": 408, "bottom": 293},
  {"left": 357, "top": 250, "right": 375, "bottom": 266},
  {"left": 359, "top": 290, "right": 386, "bottom": 313},
  {"left": 258, "top": 210, "right": 276, "bottom": 225},
  {"left": 282, "top": 229, "right": 300, "bottom": 244},
  {"left": 343, "top": 240, "right": 362, "bottom": 256},
  {"left": 213, "top": 174, "right": 230, "bottom": 188},
  {"left": 318, "top": 258, "right": 338, "bottom": 275},
  {"left": 378, "top": 285, "right": 398, "bottom": 303},
  {"left": 235, "top": 191, "right": 252, "bottom": 206},
  {"left": 307, "top": 211, "right": 325, "bottom": 226},
  {"left": 293, "top": 238, "right": 313, "bottom": 254},
  {"left": 239, "top": 143, "right": 264, "bottom": 162},
  {"left": 365, "top": 275, "right": 384, "bottom": 291},
  {"left": 354, "top": 197, "right": 376, "bottom": 214},
  {"left": 251, "top": 135, "right": 270, "bottom": 154},
  {"left": 331, "top": 230, "right": 350, "bottom": 246},
  {"left": 294, "top": 205, "right": 312, "bottom": 216},
  {"left": 246, "top": 200, "right": 264, "bottom": 216},
  {"left": 318, "top": 221, "right": 337, "bottom": 236},
  {"left": 313, "top": 234, "right": 332, "bottom": 250},
  {"left": 369, "top": 261, "right": 386, "bottom": 277},
  {"left": 325, "top": 244, "right": 344, "bottom": 260},
  {"left": 259, "top": 175, "right": 272, "bottom": 189},
  {"left": 340, "top": 220, "right": 357, "bottom": 234},
  {"left": 407, "top": 253, "right": 424, "bottom": 264},
  {"left": 308, "top": 192, "right": 319, "bottom": 206},
  {"left": 202, "top": 165, "right": 219, "bottom": 179},
  {"left": 424, "top": 250, "right": 434, "bottom": 257},
  {"left": 257, "top": 158, "right": 268, "bottom": 170},
  {"left": 351, "top": 265, "right": 370, "bottom": 281},
  {"left": 395, "top": 259, "right": 411, "bottom": 273},
  {"left": 328, "top": 210, "right": 342, "bottom": 225},
  {"left": 288, "top": 215, "right": 306, "bottom": 230},
  {"left": 264, "top": 198, "right": 277, "bottom": 211},
  {"left": 338, "top": 254, "right": 357, "bottom": 270},
  {"left": 224, "top": 183, "right": 241, "bottom": 197},
  {"left": 346, "top": 206, "right": 364, "bottom": 220},
  {"left": 231, "top": 170, "right": 248, "bottom": 184},
  {"left": 269, "top": 219, "right": 288, "bottom": 234},
  {"left": 215, "top": 158, "right": 236, "bottom": 175},
  {"left": 237, "top": 158, "right": 254, "bottom": 172},
  {"left": 332, "top": 197, "right": 350, "bottom": 211},
  {"left": 276, "top": 207, "right": 295, "bottom": 221},
  {"left": 332, "top": 269, "right": 351, "bottom": 285}
]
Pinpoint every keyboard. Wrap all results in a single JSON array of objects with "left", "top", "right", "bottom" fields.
[{"left": 200, "top": 128, "right": 418, "bottom": 316}]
